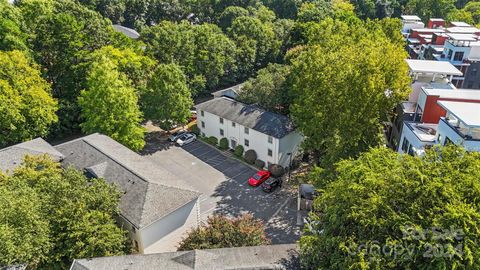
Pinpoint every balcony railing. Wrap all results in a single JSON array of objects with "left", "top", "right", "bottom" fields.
[{"left": 440, "top": 118, "right": 480, "bottom": 141}]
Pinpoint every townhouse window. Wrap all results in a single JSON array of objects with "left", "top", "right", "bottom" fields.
[
  {"left": 268, "top": 149, "right": 272, "bottom": 157},
  {"left": 268, "top": 136, "right": 273, "bottom": 144},
  {"left": 201, "top": 110, "right": 204, "bottom": 117},
  {"left": 453, "top": 51, "right": 464, "bottom": 61},
  {"left": 244, "top": 127, "right": 249, "bottom": 134},
  {"left": 220, "top": 129, "right": 224, "bottom": 136},
  {"left": 401, "top": 138, "right": 409, "bottom": 153},
  {"left": 201, "top": 121, "right": 205, "bottom": 128},
  {"left": 244, "top": 139, "right": 249, "bottom": 147},
  {"left": 219, "top": 117, "right": 224, "bottom": 124},
  {"left": 232, "top": 122, "right": 236, "bottom": 127}
]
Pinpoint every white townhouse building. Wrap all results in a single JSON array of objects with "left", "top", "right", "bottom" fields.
[{"left": 195, "top": 97, "right": 303, "bottom": 168}]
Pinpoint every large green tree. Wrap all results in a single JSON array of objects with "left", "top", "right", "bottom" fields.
[
  {"left": 404, "top": 0, "right": 456, "bottom": 21},
  {"left": 178, "top": 214, "right": 270, "bottom": 251},
  {"left": 0, "top": 0, "right": 28, "bottom": 51},
  {"left": 301, "top": 146, "right": 480, "bottom": 269},
  {"left": 289, "top": 18, "right": 410, "bottom": 171},
  {"left": 0, "top": 50, "right": 58, "bottom": 147},
  {"left": 78, "top": 57, "right": 145, "bottom": 151},
  {"left": 141, "top": 63, "right": 193, "bottom": 130},
  {"left": 0, "top": 155, "right": 127, "bottom": 270},
  {"left": 20, "top": 0, "right": 123, "bottom": 137},
  {"left": 229, "top": 15, "right": 280, "bottom": 69},
  {"left": 141, "top": 21, "right": 236, "bottom": 96},
  {"left": 237, "top": 63, "right": 291, "bottom": 114},
  {"left": 84, "top": 46, "right": 156, "bottom": 91}
]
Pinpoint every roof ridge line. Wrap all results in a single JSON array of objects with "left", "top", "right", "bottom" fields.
[{"left": 80, "top": 136, "right": 200, "bottom": 193}]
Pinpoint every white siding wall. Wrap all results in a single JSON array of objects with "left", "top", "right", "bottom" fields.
[
  {"left": 398, "top": 123, "right": 435, "bottom": 154},
  {"left": 436, "top": 118, "right": 480, "bottom": 151},
  {"left": 140, "top": 199, "right": 197, "bottom": 252},
  {"left": 278, "top": 132, "right": 303, "bottom": 167},
  {"left": 116, "top": 216, "right": 143, "bottom": 252},
  {"left": 198, "top": 110, "right": 286, "bottom": 167}
]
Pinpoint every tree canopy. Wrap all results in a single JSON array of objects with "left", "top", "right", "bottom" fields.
[
  {"left": 237, "top": 63, "right": 291, "bottom": 114},
  {"left": 0, "top": 50, "right": 57, "bottom": 147},
  {"left": 0, "top": 155, "right": 127, "bottom": 269},
  {"left": 78, "top": 57, "right": 145, "bottom": 151},
  {"left": 289, "top": 18, "right": 410, "bottom": 171},
  {"left": 178, "top": 214, "right": 270, "bottom": 251},
  {"left": 141, "top": 63, "right": 193, "bottom": 130},
  {"left": 141, "top": 21, "right": 236, "bottom": 96},
  {"left": 300, "top": 146, "right": 480, "bottom": 269}
]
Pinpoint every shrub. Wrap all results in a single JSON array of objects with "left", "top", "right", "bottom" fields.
[
  {"left": 178, "top": 214, "right": 270, "bottom": 251},
  {"left": 219, "top": 137, "right": 228, "bottom": 150},
  {"left": 244, "top": 149, "right": 257, "bottom": 164},
  {"left": 207, "top": 136, "right": 218, "bottom": 146},
  {"left": 234, "top": 145, "right": 244, "bottom": 157},
  {"left": 255, "top": 159, "right": 265, "bottom": 168},
  {"left": 190, "top": 124, "right": 200, "bottom": 135},
  {"left": 268, "top": 164, "right": 285, "bottom": 177}
]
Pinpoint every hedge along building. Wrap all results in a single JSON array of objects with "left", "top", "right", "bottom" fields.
[{"left": 195, "top": 96, "right": 303, "bottom": 169}]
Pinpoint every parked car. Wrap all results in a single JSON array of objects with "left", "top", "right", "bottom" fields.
[
  {"left": 176, "top": 133, "right": 196, "bottom": 146},
  {"left": 248, "top": 170, "right": 271, "bottom": 187},
  {"left": 169, "top": 130, "right": 186, "bottom": 142},
  {"left": 261, "top": 177, "right": 282, "bottom": 193}
]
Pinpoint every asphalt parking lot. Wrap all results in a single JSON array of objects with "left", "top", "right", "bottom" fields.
[{"left": 143, "top": 137, "right": 300, "bottom": 246}]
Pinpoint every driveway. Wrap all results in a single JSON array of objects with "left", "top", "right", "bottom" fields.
[{"left": 142, "top": 137, "right": 301, "bottom": 249}]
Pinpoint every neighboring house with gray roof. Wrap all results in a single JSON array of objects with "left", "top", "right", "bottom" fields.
[
  {"left": 70, "top": 244, "right": 299, "bottom": 270},
  {"left": 0, "top": 138, "right": 64, "bottom": 173},
  {"left": 55, "top": 133, "right": 201, "bottom": 253},
  {"left": 0, "top": 134, "right": 201, "bottom": 254},
  {"left": 196, "top": 97, "right": 303, "bottom": 168}
]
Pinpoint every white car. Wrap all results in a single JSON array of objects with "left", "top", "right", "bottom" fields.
[
  {"left": 176, "top": 133, "right": 196, "bottom": 146},
  {"left": 169, "top": 130, "right": 186, "bottom": 142}
]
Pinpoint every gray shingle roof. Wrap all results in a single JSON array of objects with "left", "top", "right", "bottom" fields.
[
  {"left": 54, "top": 133, "right": 200, "bottom": 229},
  {"left": 0, "top": 138, "right": 64, "bottom": 173},
  {"left": 70, "top": 244, "right": 299, "bottom": 270},
  {"left": 195, "top": 97, "right": 295, "bottom": 139}
]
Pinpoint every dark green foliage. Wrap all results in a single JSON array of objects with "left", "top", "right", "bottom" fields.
[
  {"left": 190, "top": 124, "right": 200, "bottom": 135},
  {"left": 0, "top": 1, "right": 29, "bottom": 51},
  {"left": 254, "top": 159, "right": 265, "bottom": 168},
  {"left": 219, "top": 137, "right": 229, "bottom": 150},
  {"left": 234, "top": 145, "right": 244, "bottom": 157},
  {"left": 268, "top": 164, "right": 285, "bottom": 177},
  {"left": 178, "top": 214, "right": 269, "bottom": 250},
  {"left": 141, "top": 63, "right": 193, "bottom": 130},
  {"left": 0, "top": 50, "right": 58, "bottom": 147},
  {"left": 289, "top": 18, "right": 410, "bottom": 172},
  {"left": 237, "top": 63, "right": 291, "bottom": 114},
  {"left": 206, "top": 136, "right": 219, "bottom": 146},
  {"left": 300, "top": 146, "right": 480, "bottom": 269},
  {"left": 141, "top": 21, "right": 236, "bottom": 96},
  {"left": 0, "top": 155, "right": 127, "bottom": 269},
  {"left": 244, "top": 149, "right": 257, "bottom": 164},
  {"left": 218, "top": 6, "right": 249, "bottom": 30}
]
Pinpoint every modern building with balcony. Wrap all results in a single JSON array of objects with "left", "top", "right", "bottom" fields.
[
  {"left": 436, "top": 101, "right": 480, "bottom": 151},
  {"left": 386, "top": 59, "right": 462, "bottom": 149},
  {"left": 398, "top": 95, "right": 480, "bottom": 155}
]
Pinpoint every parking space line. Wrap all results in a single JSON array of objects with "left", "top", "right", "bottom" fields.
[{"left": 268, "top": 197, "right": 291, "bottom": 223}]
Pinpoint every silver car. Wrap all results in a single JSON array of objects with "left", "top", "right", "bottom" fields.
[
  {"left": 169, "top": 130, "right": 186, "bottom": 142},
  {"left": 176, "top": 133, "right": 196, "bottom": 146}
]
